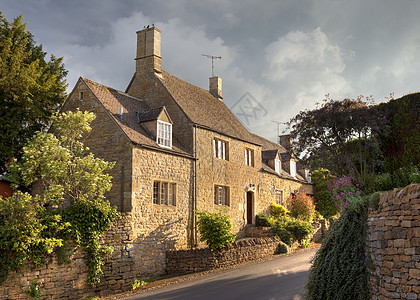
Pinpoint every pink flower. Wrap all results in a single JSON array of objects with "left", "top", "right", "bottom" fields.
[
  {"left": 27, "top": 281, "right": 30, "bottom": 285},
  {"left": 41, "top": 279, "right": 44, "bottom": 282}
]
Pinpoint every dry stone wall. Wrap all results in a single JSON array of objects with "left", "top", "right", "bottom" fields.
[
  {"left": 367, "top": 184, "right": 420, "bottom": 299},
  {"left": 166, "top": 236, "right": 282, "bottom": 274}
]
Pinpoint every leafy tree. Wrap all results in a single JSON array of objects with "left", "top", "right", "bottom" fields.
[
  {"left": 4, "top": 110, "right": 117, "bottom": 286},
  {"left": 286, "top": 96, "right": 387, "bottom": 192},
  {"left": 377, "top": 93, "right": 420, "bottom": 173},
  {"left": 0, "top": 12, "right": 68, "bottom": 174},
  {"left": 312, "top": 168, "right": 338, "bottom": 219}
]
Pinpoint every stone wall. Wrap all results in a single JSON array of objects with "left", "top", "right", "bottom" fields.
[
  {"left": 166, "top": 236, "right": 282, "bottom": 274},
  {"left": 0, "top": 214, "right": 138, "bottom": 299},
  {"left": 367, "top": 184, "right": 420, "bottom": 299}
]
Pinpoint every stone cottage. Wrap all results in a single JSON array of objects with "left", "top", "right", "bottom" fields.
[{"left": 62, "top": 26, "right": 313, "bottom": 277}]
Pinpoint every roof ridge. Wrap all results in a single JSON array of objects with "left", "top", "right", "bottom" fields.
[{"left": 81, "top": 77, "right": 147, "bottom": 103}]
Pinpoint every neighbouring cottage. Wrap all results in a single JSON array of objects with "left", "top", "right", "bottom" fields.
[{"left": 61, "top": 26, "right": 313, "bottom": 278}]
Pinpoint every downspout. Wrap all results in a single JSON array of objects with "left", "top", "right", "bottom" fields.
[{"left": 194, "top": 124, "right": 198, "bottom": 247}]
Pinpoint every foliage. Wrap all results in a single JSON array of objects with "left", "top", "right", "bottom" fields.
[
  {"left": 287, "top": 96, "right": 387, "bottom": 192},
  {"left": 0, "top": 12, "right": 68, "bottom": 173},
  {"left": 305, "top": 206, "right": 369, "bottom": 300},
  {"left": 377, "top": 93, "right": 420, "bottom": 173},
  {"left": 327, "top": 176, "right": 365, "bottom": 211},
  {"left": 277, "top": 241, "right": 289, "bottom": 254},
  {"left": 196, "top": 210, "right": 236, "bottom": 251},
  {"left": 313, "top": 210, "right": 324, "bottom": 222},
  {"left": 23, "top": 278, "right": 44, "bottom": 299},
  {"left": 255, "top": 214, "right": 274, "bottom": 227},
  {"left": 4, "top": 111, "right": 118, "bottom": 286},
  {"left": 0, "top": 192, "right": 69, "bottom": 281},
  {"left": 132, "top": 280, "right": 147, "bottom": 290},
  {"left": 373, "top": 172, "right": 394, "bottom": 191},
  {"left": 288, "top": 191, "right": 316, "bottom": 222},
  {"left": 272, "top": 217, "right": 313, "bottom": 246},
  {"left": 270, "top": 202, "right": 289, "bottom": 218},
  {"left": 368, "top": 192, "right": 380, "bottom": 210},
  {"left": 312, "top": 168, "right": 339, "bottom": 219}
]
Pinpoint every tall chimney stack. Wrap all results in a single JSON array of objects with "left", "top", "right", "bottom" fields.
[
  {"left": 135, "top": 26, "right": 162, "bottom": 74},
  {"left": 279, "top": 134, "right": 292, "bottom": 151},
  {"left": 209, "top": 76, "right": 222, "bottom": 100}
]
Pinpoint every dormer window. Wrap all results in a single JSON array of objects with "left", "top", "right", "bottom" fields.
[
  {"left": 157, "top": 120, "right": 172, "bottom": 148},
  {"left": 275, "top": 159, "right": 281, "bottom": 174},
  {"left": 290, "top": 160, "right": 296, "bottom": 178}
]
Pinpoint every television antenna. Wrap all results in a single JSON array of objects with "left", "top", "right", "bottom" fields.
[{"left": 202, "top": 54, "right": 222, "bottom": 77}]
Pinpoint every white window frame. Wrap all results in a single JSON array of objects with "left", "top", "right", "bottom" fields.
[
  {"left": 213, "top": 138, "right": 228, "bottom": 160},
  {"left": 245, "top": 148, "right": 254, "bottom": 167},
  {"left": 274, "top": 159, "right": 281, "bottom": 174},
  {"left": 290, "top": 160, "right": 296, "bottom": 178},
  {"left": 157, "top": 120, "right": 172, "bottom": 148}
]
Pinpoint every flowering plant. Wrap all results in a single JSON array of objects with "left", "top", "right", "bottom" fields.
[
  {"left": 288, "top": 191, "right": 316, "bottom": 222},
  {"left": 23, "top": 278, "right": 44, "bottom": 299},
  {"left": 327, "top": 176, "right": 364, "bottom": 211}
]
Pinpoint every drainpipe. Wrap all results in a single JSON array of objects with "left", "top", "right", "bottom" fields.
[{"left": 194, "top": 124, "right": 198, "bottom": 247}]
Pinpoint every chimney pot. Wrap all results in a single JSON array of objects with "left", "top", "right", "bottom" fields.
[{"left": 209, "top": 76, "right": 222, "bottom": 100}]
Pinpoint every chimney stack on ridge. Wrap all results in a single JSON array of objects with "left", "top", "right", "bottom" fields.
[{"left": 135, "top": 26, "right": 162, "bottom": 74}]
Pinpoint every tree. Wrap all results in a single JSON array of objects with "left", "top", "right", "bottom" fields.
[
  {"left": 0, "top": 12, "right": 68, "bottom": 174},
  {"left": 286, "top": 96, "right": 387, "bottom": 192},
  {"left": 4, "top": 110, "right": 117, "bottom": 286},
  {"left": 311, "top": 168, "right": 338, "bottom": 219}
]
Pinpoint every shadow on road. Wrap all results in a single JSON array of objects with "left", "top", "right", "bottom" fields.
[{"left": 126, "top": 269, "right": 308, "bottom": 300}]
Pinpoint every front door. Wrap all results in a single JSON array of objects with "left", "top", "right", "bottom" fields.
[{"left": 246, "top": 191, "right": 253, "bottom": 225}]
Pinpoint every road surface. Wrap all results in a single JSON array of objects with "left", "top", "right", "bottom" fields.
[{"left": 121, "top": 247, "right": 318, "bottom": 300}]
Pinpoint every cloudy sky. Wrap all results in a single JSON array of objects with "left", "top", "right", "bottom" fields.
[{"left": 2, "top": 0, "right": 420, "bottom": 141}]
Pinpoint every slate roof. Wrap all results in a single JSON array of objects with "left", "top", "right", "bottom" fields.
[
  {"left": 81, "top": 77, "right": 190, "bottom": 156},
  {"left": 157, "top": 71, "right": 260, "bottom": 145}
]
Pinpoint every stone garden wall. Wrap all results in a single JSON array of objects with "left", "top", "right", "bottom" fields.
[
  {"left": 0, "top": 214, "right": 136, "bottom": 300},
  {"left": 166, "top": 236, "right": 282, "bottom": 274},
  {"left": 367, "top": 184, "right": 420, "bottom": 299}
]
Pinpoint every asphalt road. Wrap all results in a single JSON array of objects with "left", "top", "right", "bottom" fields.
[{"left": 122, "top": 247, "right": 318, "bottom": 300}]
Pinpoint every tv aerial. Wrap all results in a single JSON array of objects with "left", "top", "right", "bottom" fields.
[{"left": 202, "top": 54, "right": 222, "bottom": 77}]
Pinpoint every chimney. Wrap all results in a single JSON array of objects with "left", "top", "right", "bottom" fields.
[
  {"left": 209, "top": 76, "right": 222, "bottom": 100},
  {"left": 135, "top": 26, "right": 162, "bottom": 74},
  {"left": 279, "top": 134, "right": 292, "bottom": 150}
]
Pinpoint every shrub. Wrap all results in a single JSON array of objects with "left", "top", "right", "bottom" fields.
[
  {"left": 285, "top": 219, "right": 313, "bottom": 243},
  {"left": 196, "top": 210, "right": 236, "bottom": 251},
  {"left": 288, "top": 192, "right": 316, "bottom": 222},
  {"left": 270, "top": 202, "right": 289, "bottom": 218},
  {"left": 327, "top": 176, "right": 365, "bottom": 211},
  {"left": 272, "top": 217, "right": 313, "bottom": 246},
  {"left": 305, "top": 206, "right": 369, "bottom": 299},
  {"left": 277, "top": 241, "right": 289, "bottom": 254},
  {"left": 373, "top": 172, "right": 393, "bottom": 191},
  {"left": 255, "top": 214, "right": 273, "bottom": 227}
]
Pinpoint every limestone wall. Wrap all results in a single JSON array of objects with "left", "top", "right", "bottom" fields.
[
  {"left": 367, "top": 184, "right": 420, "bottom": 299},
  {"left": 195, "top": 126, "right": 313, "bottom": 237},
  {"left": 0, "top": 215, "right": 137, "bottom": 299},
  {"left": 166, "top": 237, "right": 282, "bottom": 274}
]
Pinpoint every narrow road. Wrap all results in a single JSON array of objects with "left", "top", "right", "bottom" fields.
[{"left": 122, "top": 247, "right": 318, "bottom": 300}]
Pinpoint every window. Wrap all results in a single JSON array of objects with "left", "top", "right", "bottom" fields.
[
  {"left": 157, "top": 120, "right": 172, "bottom": 148},
  {"left": 290, "top": 161, "right": 296, "bottom": 178},
  {"left": 153, "top": 181, "right": 176, "bottom": 206},
  {"left": 275, "top": 190, "right": 284, "bottom": 205},
  {"left": 213, "top": 138, "right": 228, "bottom": 160},
  {"left": 274, "top": 159, "right": 281, "bottom": 174},
  {"left": 214, "top": 185, "right": 230, "bottom": 206},
  {"left": 245, "top": 148, "right": 254, "bottom": 167}
]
